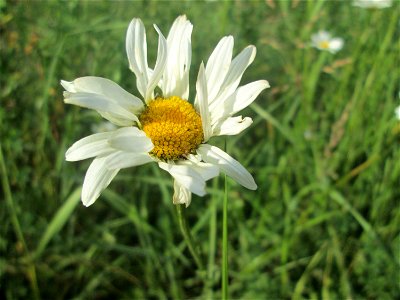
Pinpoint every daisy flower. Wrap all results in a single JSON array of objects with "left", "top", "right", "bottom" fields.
[
  {"left": 311, "top": 30, "right": 344, "bottom": 54},
  {"left": 395, "top": 105, "right": 400, "bottom": 120},
  {"left": 353, "top": 0, "right": 392, "bottom": 9},
  {"left": 61, "top": 15, "right": 269, "bottom": 207}
]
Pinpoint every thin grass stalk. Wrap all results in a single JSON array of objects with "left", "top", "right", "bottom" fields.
[
  {"left": 176, "top": 204, "right": 204, "bottom": 270},
  {"left": 0, "top": 143, "right": 40, "bottom": 300},
  {"left": 222, "top": 172, "right": 229, "bottom": 299}
]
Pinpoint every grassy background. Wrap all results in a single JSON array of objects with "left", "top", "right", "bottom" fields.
[{"left": 1, "top": 0, "right": 399, "bottom": 299}]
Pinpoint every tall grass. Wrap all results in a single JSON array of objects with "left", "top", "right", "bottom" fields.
[{"left": 1, "top": 1, "right": 399, "bottom": 299}]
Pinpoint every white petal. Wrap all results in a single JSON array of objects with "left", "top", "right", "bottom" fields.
[
  {"left": 212, "top": 116, "right": 253, "bottom": 136},
  {"left": 108, "top": 127, "right": 154, "bottom": 153},
  {"left": 60, "top": 80, "right": 76, "bottom": 92},
  {"left": 210, "top": 80, "right": 269, "bottom": 123},
  {"left": 126, "top": 18, "right": 149, "bottom": 98},
  {"left": 66, "top": 132, "right": 115, "bottom": 161},
  {"left": 197, "top": 144, "right": 257, "bottom": 190},
  {"left": 311, "top": 30, "right": 330, "bottom": 45},
  {"left": 158, "top": 162, "right": 206, "bottom": 196},
  {"left": 62, "top": 77, "right": 143, "bottom": 112},
  {"left": 210, "top": 45, "right": 256, "bottom": 108},
  {"left": 195, "top": 62, "right": 212, "bottom": 142},
  {"left": 97, "top": 111, "right": 136, "bottom": 127},
  {"left": 178, "top": 160, "right": 219, "bottom": 181},
  {"left": 144, "top": 25, "right": 168, "bottom": 102},
  {"left": 162, "top": 15, "right": 193, "bottom": 99},
  {"left": 82, "top": 156, "right": 120, "bottom": 207},
  {"left": 329, "top": 38, "right": 344, "bottom": 53},
  {"left": 63, "top": 91, "right": 139, "bottom": 124},
  {"left": 205, "top": 36, "right": 234, "bottom": 103},
  {"left": 173, "top": 180, "right": 192, "bottom": 207},
  {"left": 210, "top": 80, "right": 269, "bottom": 125},
  {"left": 105, "top": 151, "right": 154, "bottom": 169}
]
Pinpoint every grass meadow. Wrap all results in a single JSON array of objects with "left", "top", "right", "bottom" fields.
[{"left": 1, "top": 0, "right": 399, "bottom": 299}]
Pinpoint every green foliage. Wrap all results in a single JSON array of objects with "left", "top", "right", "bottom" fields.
[{"left": 1, "top": 0, "right": 399, "bottom": 299}]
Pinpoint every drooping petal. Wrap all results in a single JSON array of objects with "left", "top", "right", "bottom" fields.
[
  {"left": 81, "top": 156, "right": 120, "bottom": 207},
  {"left": 209, "top": 45, "right": 256, "bottom": 108},
  {"left": 61, "top": 76, "right": 143, "bottom": 112},
  {"left": 197, "top": 144, "right": 257, "bottom": 190},
  {"left": 63, "top": 91, "right": 139, "bottom": 124},
  {"left": 212, "top": 116, "right": 253, "bottom": 136},
  {"left": 162, "top": 15, "right": 193, "bottom": 99},
  {"left": 178, "top": 159, "right": 219, "bottom": 181},
  {"left": 105, "top": 151, "right": 154, "bottom": 170},
  {"left": 210, "top": 80, "right": 269, "bottom": 123},
  {"left": 66, "top": 132, "right": 115, "bottom": 161},
  {"left": 107, "top": 127, "right": 154, "bottom": 153},
  {"left": 205, "top": 36, "right": 234, "bottom": 103},
  {"left": 195, "top": 62, "right": 212, "bottom": 142},
  {"left": 126, "top": 18, "right": 149, "bottom": 98},
  {"left": 173, "top": 180, "right": 192, "bottom": 207},
  {"left": 158, "top": 162, "right": 206, "bottom": 196},
  {"left": 144, "top": 25, "right": 168, "bottom": 102}
]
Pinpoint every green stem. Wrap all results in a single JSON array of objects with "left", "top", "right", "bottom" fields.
[
  {"left": 176, "top": 204, "right": 204, "bottom": 270},
  {"left": 0, "top": 143, "right": 40, "bottom": 300},
  {"left": 205, "top": 178, "right": 218, "bottom": 298},
  {"left": 222, "top": 172, "right": 229, "bottom": 299}
]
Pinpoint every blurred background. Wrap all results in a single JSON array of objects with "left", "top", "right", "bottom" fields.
[{"left": 1, "top": 0, "right": 399, "bottom": 299}]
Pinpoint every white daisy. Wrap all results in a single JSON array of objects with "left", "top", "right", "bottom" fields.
[
  {"left": 61, "top": 15, "right": 269, "bottom": 207},
  {"left": 353, "top": 0, "right": 392, "bottom": 9},
  {"left": 311, "top": 30, "right": 344, "bottom": 54},
  {"left": 395, "top": 105, "right": 400, "bottom": 120}
]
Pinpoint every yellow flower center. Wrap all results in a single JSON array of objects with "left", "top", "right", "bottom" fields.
[
  {"left": 319, "top": 41, "right": 330, "bottom": 49},
  {"left": 139, "top": 96, "right": 203, "bottom": 161}
]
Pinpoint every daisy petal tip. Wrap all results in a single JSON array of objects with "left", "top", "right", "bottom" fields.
[
  {"left": 60, "top": 80, "right": 76, "bottom": 92},
  {"left": 249, "top": 182, "right": 258, "bottom": 190},
  {"left": 65, "top": 152, "right": 73, "bottom": 161},
  {"left": 81, "top": 190, "right": 97, "bottom": 207},
  {"left": 129, "top": 18, "right": 141, "bottom": 26},
  {"left": 248, "top": 44, "right": 257, "bottom": 54},
  {"left": 246, "top": 177, "right": 258, "bottom": 190},
  {"left": 81, "top": 197, "right": 95, "bottom": 207}
]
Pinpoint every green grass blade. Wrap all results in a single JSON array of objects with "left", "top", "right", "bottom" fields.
[{"left": 35, "top": 187, "right": 82, "bottom": 258}]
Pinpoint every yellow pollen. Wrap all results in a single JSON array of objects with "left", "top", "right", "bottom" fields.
[
  {"left": 139, "top": 96, "right": 203, "bottom": 161},
  {"left": 319, "top": 41, "right": 330, "bottom": 49}
]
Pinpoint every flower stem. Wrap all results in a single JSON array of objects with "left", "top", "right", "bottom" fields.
[
  {"left": 176, "top": 204, "right": 204, "bottom": 270},
  {"left": 222, "top": 172, "right": 229, "bottom": 299}
]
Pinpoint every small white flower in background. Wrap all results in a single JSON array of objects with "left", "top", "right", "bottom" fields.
[
  {"left": 91, "top": 121, "right": 117, "bottom": 133},
  {"left": 311, "top": 31, "right": 344, "bottom": 54},
  {"left": 353, "top": 0, "right": 392, "bottom": 9},
  {"left": 395, "top": 105, "right": 400, "bottom": 120},
  {"left": 303, "top": 130, "right": 313, "bottom": 141},
  {"left": 61, "top": 15, "right": 269, "bottom": 207}
]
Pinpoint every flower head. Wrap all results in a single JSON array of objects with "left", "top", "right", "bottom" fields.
[
  {"left": 311, "top": 30, "right": 344, "bottom": 54},
  {"left": 62, "top": 15, "right": 269, "bottom": 207},
  {"left": 353, "top": 0, "right": 392, "bottom": 9},
  {"left": 395, "top": 105, "right": 400, "bottom": 120}
]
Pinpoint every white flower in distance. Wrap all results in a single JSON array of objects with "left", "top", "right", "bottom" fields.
[
  {"left": 311, "top": 31, "right": 344, "bottom": 54},
  {"left": 62, "top": 15, "right": 269, "bottom": 207},
  {"left": 395, "top": 105, "right": 400, "bottom": 120},
  {"left": 353, "top": 0, "right": 392, "bottom": 9}
]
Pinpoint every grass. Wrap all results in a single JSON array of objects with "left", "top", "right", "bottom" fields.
[{"left": 1, "top": 0, "right": 399, "bottom": 299}]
